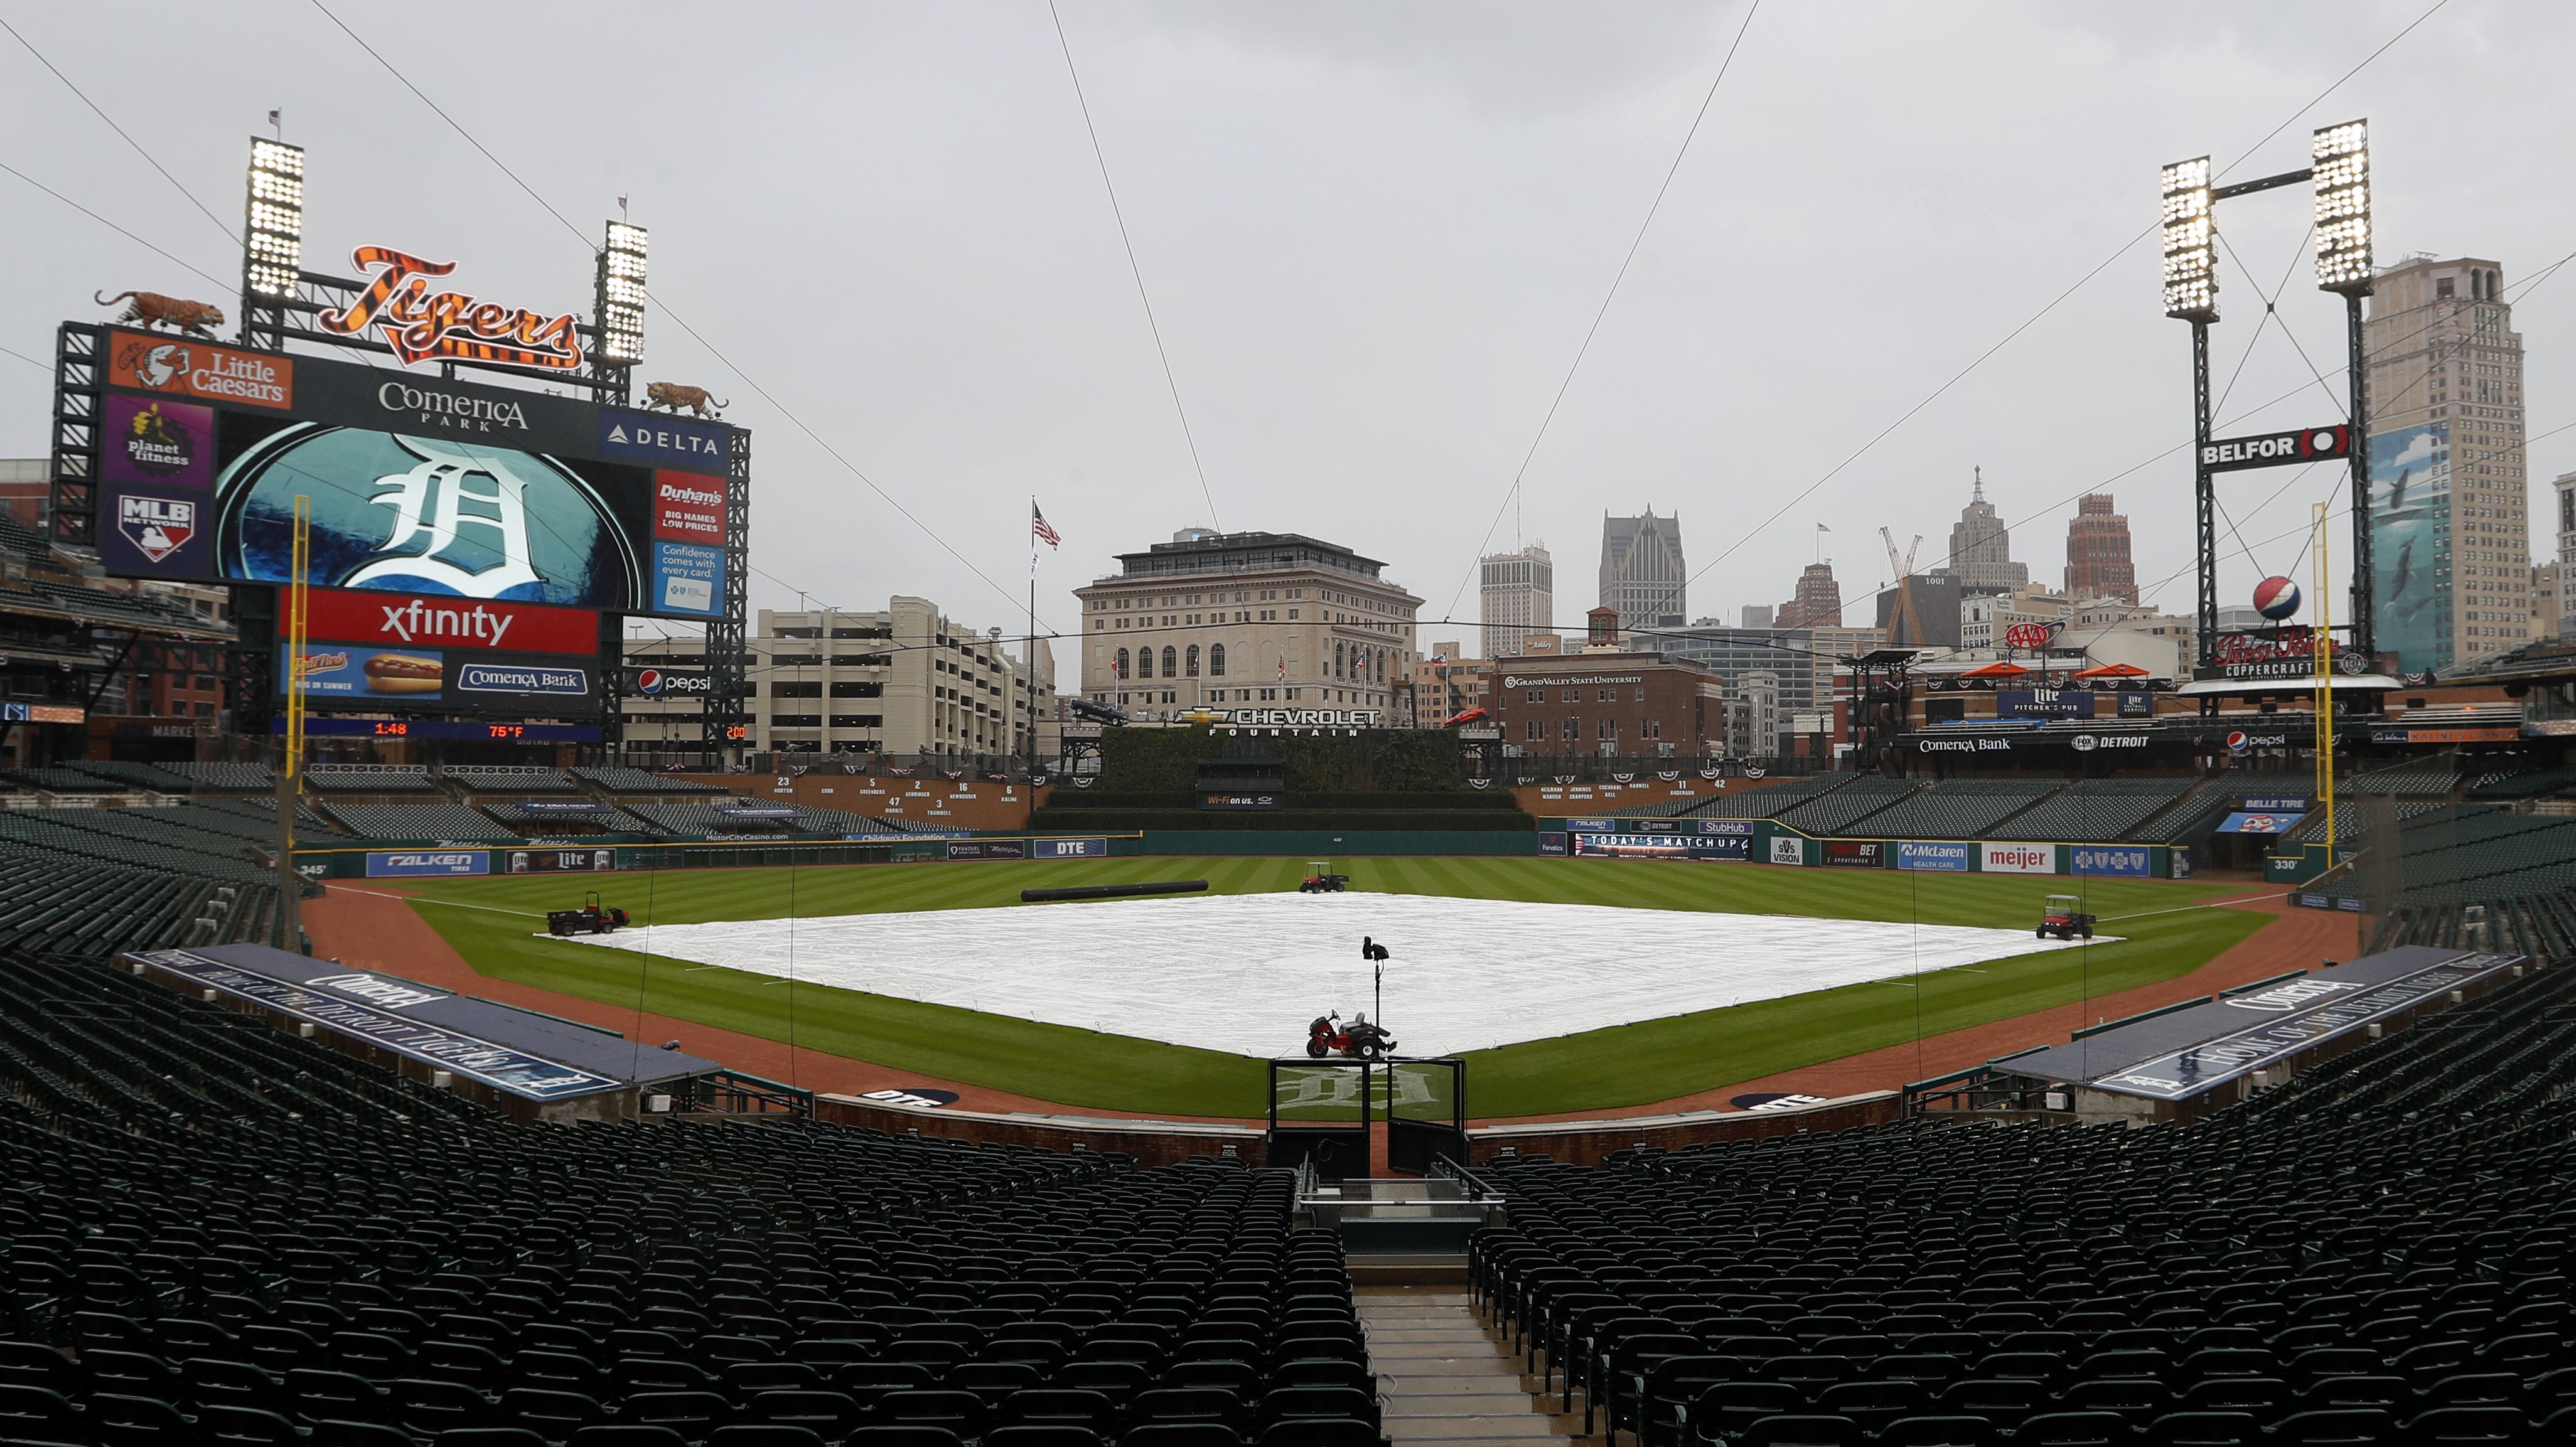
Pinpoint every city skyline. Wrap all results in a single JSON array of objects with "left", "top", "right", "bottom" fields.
[{"left": 2, "top": 5, "right": 2570, "bottom": 695}]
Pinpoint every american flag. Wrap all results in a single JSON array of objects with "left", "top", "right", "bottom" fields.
[{"left": 1032, "top": 502, "right": 1061, "bottom": 550}]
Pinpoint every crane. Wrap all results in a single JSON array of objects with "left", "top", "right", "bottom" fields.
[{"left": 1881, "top": 526, "right": 1923, "bottom": 645}]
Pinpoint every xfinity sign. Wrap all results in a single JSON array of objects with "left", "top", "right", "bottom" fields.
[{"left": 2202, "top": 424, "right": 2352, "bottom": 473}]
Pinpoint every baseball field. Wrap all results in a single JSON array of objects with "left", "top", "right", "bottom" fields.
[{"left": 395, "top": 856, "right": 2267, "bottom": 1118}]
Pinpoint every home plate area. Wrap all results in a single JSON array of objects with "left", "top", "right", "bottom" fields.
[{"left": 555, "top": 892, "right": 2108, "bottom": 1058}]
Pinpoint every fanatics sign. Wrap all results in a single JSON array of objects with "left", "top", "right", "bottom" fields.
[{"left": 2203, "top": 424, "right": 2351, "bottom": 473}]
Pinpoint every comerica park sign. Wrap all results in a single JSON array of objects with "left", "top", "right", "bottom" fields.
[{"left": 2203, "top": 425, "right": 2352, "bottom": 473}]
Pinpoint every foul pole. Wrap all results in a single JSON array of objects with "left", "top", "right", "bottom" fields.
[{"left": 272, "top": 496, "right": 309, "bottom": 948}]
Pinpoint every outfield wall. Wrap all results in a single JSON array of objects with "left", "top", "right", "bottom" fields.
[{"left": 1540, "top": 816, "right": 2178, "bottom": 878}]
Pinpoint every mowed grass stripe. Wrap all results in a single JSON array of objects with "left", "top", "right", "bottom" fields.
[{"left": 402, "top": 857, "right": 2260, "bottom": 1117}]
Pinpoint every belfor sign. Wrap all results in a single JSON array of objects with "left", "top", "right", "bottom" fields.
[{"left": 2201, "top": 424, "right": 2351, "bottom": 473}]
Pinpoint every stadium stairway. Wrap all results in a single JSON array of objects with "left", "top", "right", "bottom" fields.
[{"left": 1357, "top": 1286, "right": 1567, "bottom": 1447}]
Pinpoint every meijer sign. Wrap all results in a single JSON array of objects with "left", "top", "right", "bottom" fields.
[{"left": 1982, "top": 842, "right": 2058, "bottom": 875}]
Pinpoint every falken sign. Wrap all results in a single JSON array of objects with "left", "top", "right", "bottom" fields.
[{"left": 2201, "top": 424, "right": 2352, "bottom": 473}]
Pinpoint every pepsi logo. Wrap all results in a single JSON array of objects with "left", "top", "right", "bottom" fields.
[
  {"left": 635, "top": 668, "right": 665, "bottom": 696},
  {"left": 2227, "top": 730, "right": 2250, "bottom": 752}
]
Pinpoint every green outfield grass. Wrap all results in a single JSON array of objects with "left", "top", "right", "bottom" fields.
[{"left": 393, "top": 857, "right": 2270, "bottom": 1118}]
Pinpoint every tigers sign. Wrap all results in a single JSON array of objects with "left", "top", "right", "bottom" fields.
[{"left": 316, "top": 245, "right": 584, "bottom": 371}]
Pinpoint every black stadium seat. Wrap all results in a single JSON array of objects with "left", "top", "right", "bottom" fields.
[
  {"left": 1468, "top": 960, "right": 2576, "bottom": 1447},
  {"left": 0, "top": 948, "right": 1362, "bottom": 1447}
]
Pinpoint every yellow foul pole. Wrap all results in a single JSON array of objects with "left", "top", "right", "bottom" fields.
[
  {"left": 2311, "top": 501, "right": 2337, "bottom": 869},
  {"left": 274, "top": 497, "right": 310, "bottom": 946}
]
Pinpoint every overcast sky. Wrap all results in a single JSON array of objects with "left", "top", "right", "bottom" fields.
[{"left": 4, "top": 1, "right": 2570, "bottom": 683}]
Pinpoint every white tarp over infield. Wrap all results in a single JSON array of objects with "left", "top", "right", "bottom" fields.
[{"left": 553, "top": 891, "right": 2108, "bottom": 1058}]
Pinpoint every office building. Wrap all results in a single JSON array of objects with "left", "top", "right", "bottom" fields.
[
  {"left": 1075, "top": 529, "right": 1418, "bottom": 717},
  {"left": 1652, "top": 627, "right": 1816, "bottom": 718},
  {"left": 1946, "top": 469, "right": 2029, "bottom": 594},
  {"left": 1599, "top": 511, "right": 1687, "bottom": 632},
  {"left": 2366, "top": 255, "right": 2530, "bottom": 671},
  {"left": 1479, "top": 543, "right": 1553, "bottom": 658},
  {"left": 2536, "top": 562, "right": 2561, "bottom": 641},
  {"left": 1731, "top": 669, "right": 1783, "bottom": 758},
  {"left": 2556, "top": 472, "right": 2576, "bottom": 637},
  {"left": 1739, "top": 604, "right": 1774, "bottom": 629},
  {"left": 1776, "top": 562, "right": 1843, "bottom": 629},
  {"left": 621, "top": 597, "right": 1054, "bottom": 759},
  {"left": 2064, "top": 493, "right": 2139, "bottom": 604},
  {"left": 1411, "top": 642, "right": 1495, "bottom": 729},
  {"left": 1875, "top": 574, "right": 1963, "bottom": 648}
]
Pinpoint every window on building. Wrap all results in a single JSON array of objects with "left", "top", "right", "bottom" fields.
[
  {"left": 1137, "top": 648, "right": 1155, "bottom": 679},
  {"left": 1641, "top": 718, "right": 1662, "bottom": 738},
  {"left": 1560, "top": 717, "right": 1579, "bottom": 740},
  {"left": 1598, "top": 718, "right": 1616, "bottom": 740},
  {"left": 1161, "top": 646, "right": 1177, "bottom": 677},
  {"left": 1114, "top": 648, "right": 1129, "bottom": 679},
  {"left": 1210, "top": 643, "right": 1226, "bottom": 676},
  {"left": 772, "top": 681, "right": 822, "bottom": 698},
  {"left": 1562, "top": 688, "right": 1579, "bottom": 702}
]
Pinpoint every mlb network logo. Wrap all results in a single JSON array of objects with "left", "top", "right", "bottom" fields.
[{"left": 117, "top": 494, "right": 197, "bottom": 562}]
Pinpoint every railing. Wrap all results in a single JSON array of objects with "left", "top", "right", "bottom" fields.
[
  {"left": 674, "top": 1068, "right": 813, "bottom": 1119},
  {"left": 1905, "top": 1063, "right": 2061, "bottom": 1116}
]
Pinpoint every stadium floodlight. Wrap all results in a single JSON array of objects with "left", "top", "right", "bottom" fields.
[
  {"left": 599, "top": 220, "right": 648, "bottom": 364},
  {"left": 244, "top": 137, "right": 305, "bottom": 299},
  {"left": 2160, "top": 156, "right": 2216, "bottom": 320},
  {"left": 2312, "top": 119, "right": 2371, "bottom": 292}
]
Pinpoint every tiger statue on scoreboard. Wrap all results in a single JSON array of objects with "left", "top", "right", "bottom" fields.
[
  {"left": 643, "top": 382, "right": 728, "bottom": 419},
  {"left": 96, "top": 291, "right": 226, "bottom": 338}
]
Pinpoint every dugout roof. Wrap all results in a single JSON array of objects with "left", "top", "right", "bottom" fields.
[
  {"left": 124, "top": 942, "right": 727, "bottom": 1101},
  {"left": 1988, "top": 946, "right": 2525, "bottom": 1103}
]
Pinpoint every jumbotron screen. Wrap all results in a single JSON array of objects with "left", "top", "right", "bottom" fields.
[{"left": 92, "top": 326, "right": 738, "bottom": 622}]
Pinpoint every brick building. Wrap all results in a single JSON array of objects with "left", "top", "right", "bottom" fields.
[
  {"left": 2063, "top": 493, "right": 2139, "bottom": 604},
  {"left": 1487, "top": 649, "right": 1726, "bottom": 758}
]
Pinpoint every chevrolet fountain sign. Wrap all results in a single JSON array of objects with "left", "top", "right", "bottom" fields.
[{"left": 1221, "top": 708, "right": 1380, "bottom": 728}]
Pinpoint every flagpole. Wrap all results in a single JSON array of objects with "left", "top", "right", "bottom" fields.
[{"left": 1028, "top": 498, "right": 1040, "bottom": 776}]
